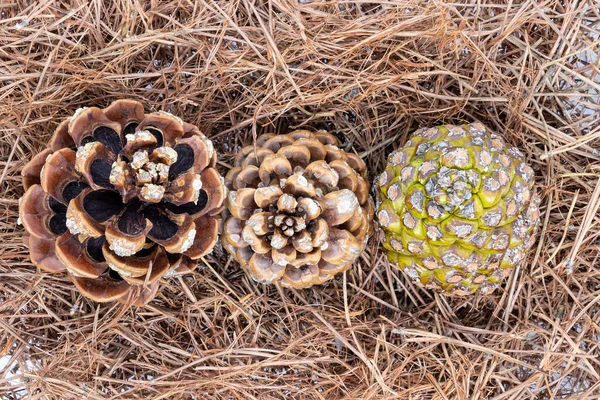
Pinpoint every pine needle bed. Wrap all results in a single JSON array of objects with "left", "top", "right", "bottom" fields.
[{"left": 1, "top": 1, "right": 599, "bottom": 399}]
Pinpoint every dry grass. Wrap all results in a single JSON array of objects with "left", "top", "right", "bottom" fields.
[{"left": 1, "top": 1, "right": 599, "bottom": 399}]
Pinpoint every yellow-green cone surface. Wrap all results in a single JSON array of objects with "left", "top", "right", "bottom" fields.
[{"left": 376, "top": 123, "right": 540, "bottom": 295}]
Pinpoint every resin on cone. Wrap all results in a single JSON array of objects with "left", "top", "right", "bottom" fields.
[
  {"left": 222, "top": 130, "right": 374, "bottom": 288},
  {"left": 376, "top": 122, "right": 540, "bottom": 295},
  {"left": 19, "top": 100, "right": 225, "bottom": 305}
]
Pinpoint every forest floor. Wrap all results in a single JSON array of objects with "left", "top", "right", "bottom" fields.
[{"left": 0, "top": 1, "right": 599, "bottom": 399}]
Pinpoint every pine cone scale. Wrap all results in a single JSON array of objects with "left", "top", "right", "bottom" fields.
[{"left": 55, "top": 233, "right": 107, "bottom": 278}]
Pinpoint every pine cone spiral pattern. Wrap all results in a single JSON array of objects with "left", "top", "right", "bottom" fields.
[
  {"left": 19, "top": 100, "right": 225, "bottom": 305},
  {"left": 222, "top": 130, "right": 374, "bottom": 288},
  {"left": 376, "top": 123, "right": 541, "bottom": 295}
]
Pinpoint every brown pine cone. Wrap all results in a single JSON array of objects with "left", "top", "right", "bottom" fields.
[
  {"left": 222, "top": 130, "right": 374, "bottom": 288},
  {"left": 19, "top": 100, "right": 225, "bottom": 305}
]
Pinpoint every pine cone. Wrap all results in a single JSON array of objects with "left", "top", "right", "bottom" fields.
[
  {"left": 222, "top": 130, "right": 374, "bottom": 288},
  {"left": 19, "top": 100, "right": 225, "bottom": 305},
  {"left": 376, "top": 123, "right": 541, "bottom": 295}
]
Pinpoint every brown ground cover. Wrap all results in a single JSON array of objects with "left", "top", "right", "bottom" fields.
[{"left": 0, "top": 1, "right": 599, "bottom": 398}]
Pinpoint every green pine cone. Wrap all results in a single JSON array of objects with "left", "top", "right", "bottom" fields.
[{"left": 376, "top": 122, "right": 541, "bottom": 295}]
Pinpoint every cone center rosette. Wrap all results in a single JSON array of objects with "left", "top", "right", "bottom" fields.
[
  {"left": 19, "top": 100, "right": 225, "bottom": 305},
  {"left": 104, "top": 131, "right": 204, "bottom": 206},
  {"left": 427, "top": 166, "right": 476, "bottom": 210},
  {"left": 377, "top": 123, "right": 540, "bottom": 296},
  {"left": 222, "top": 131, "right": 374, "bottom": 288}
]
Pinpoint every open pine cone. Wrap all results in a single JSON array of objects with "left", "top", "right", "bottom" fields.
[
  {"left": 19, "top": 100, "right": 225, "bottom": 305},
  {"left": 376, "top": 122, "right": 541, "bottom": 295},
  {"left": 222, "top": 130, "right": 374, "bottom": 288}
]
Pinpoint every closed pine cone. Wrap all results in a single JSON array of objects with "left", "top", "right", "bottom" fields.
[
  {"left": 19, "top": 100, "right": 225, "bottom": 305},
  {"left": 376, "top": 123, "right": 541, "bottom": 295},
  {"left": 222, "top": 130, "right": 374, "bottom": 288}
]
